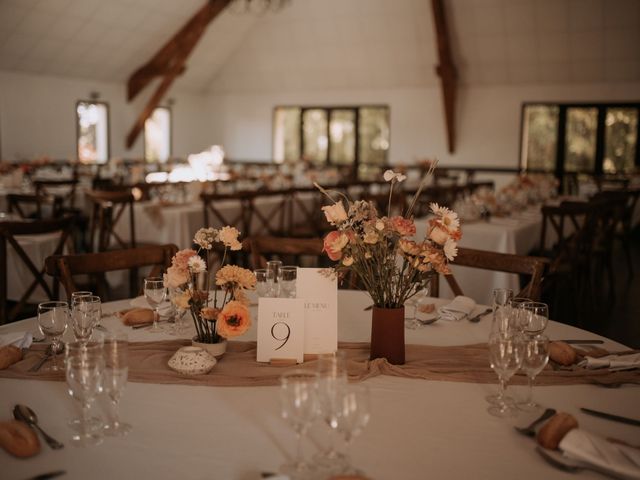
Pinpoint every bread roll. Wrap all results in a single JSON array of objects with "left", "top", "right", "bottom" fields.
[
  {"left": 548, "top": 341, "right": 577, "bottom": 366},
  {"left": 536, "top": 413, "right": 579, "bottom": 450},
  {"left": 0, "top": 345, "right": 22, "bottom": 370},
  {"left": 119, "top": 308, "right": 155, "bottom": 326},
  {"left": 0, "top": 420, "right": 40, "bottom": 457}
]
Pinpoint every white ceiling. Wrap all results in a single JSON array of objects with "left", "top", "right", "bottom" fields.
[{"left": 0, "top": 0, "right": 639, "bottom": 95}]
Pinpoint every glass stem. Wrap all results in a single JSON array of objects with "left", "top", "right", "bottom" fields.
[
  {"left": 111, "top": 399, "right": 120, "bottom": 428},
  {"left": 81, "top": 401, "right": 90, "bottom": 437},
  {"left": 153, "top": 308, "right": 159, "bottom": 329},
  {"left": 526, "top": 375, "right": 534, "bottom": 405},
  {"left": 498, "top": 377, "right": 507, "bottom": 404},
  {"left": 294, "top": 430, "right": 304, "bottom": 467}
]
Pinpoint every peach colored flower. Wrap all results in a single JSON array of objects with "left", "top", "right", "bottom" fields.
[
  {"left": 391, "top": 216, "right": 416, "bottom": 236},
  {"left": 173, "top": 289, "right": 191, "bottom": 309},
  {"left": 216, "top": 301, "right": 251, "bottom": 338},
  {"left": 322, "top": 202, "right": 348, "bottom": 225},
  {"left": 216, "top": 265, "right": 256, "bottom": 290},
  {"left": 173, "top": 249, "right": 197, "bottom": 271},
  {"left": 342, "top": 256, "right": 354, "bottom": 266},
  {"left": 399, "top": 239, "right": 420, "bottom": 256},
  {"left": 201, "top": 306, "right": 220, "bottom": 321},
  {"left": 363, "top": 229, "right": 379, "bottom": 244},
  {"left": 323, "top": 231, "right": 349, "bottom": 261},
  {"left": 428, "top": 224, "right": 450, "bottom": 245},
  {"left": 218, "top": 226, "right": 242, "bottom": 250},
  {"left": 164, "top": 265, "right": 189, "bottom": 288}
]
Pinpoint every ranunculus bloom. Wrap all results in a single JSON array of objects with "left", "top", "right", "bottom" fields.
[
  {"left": 164, "top": 265, "right": 189, "bottom": 288},
  {"left": 428, "top": 225, "right": 449, "bottom": 245},
  {"left": 323, "top": 231, "right": 348, "bottom": 261},
  {"left": 201, "top": 306, "right": 220, "bottom": 321},
  {"left": 391, "top": 216, "right": 416, "bottom": 236},
  {"left": 216, "top": 301, "right": 251, "bottom": 338},
  {"left": 218, "top": 226, "right": 242, "bottom": 250},
  {"left": 322, "top": 202, "right": 348, "bottom": 225},
  {"left": 173, "top": 249, "right": 197, "bottom": 270}
]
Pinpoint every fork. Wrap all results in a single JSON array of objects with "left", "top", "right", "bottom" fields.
[{"left": 514, "top": 408, "right": 556, "bottom": 437}]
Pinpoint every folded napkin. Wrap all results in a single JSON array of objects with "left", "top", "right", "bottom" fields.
[
  {"left": 0, "top": 332, "right": 33, "bottom": 349},
  {"left": 438, "top": 296, "right": 476, "bottom": 321},
  {"left": 579, "top": 353, "right": 640, "bottom": 371},
  {"left": 118, "top": 308, "right": 155, "bottom": 326},
  {"left": 560, "top": 429, "right": 640, "bottom": 479}
]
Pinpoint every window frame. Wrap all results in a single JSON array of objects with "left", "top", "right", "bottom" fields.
[
  {"left": 519, "top": 101, "right": 640, "bottom": 178},
  {"left": 271, "top": 104, "right": 390, "bottom": 171},
  {"left": 75, "top": 99, "right": 110, "bottom": 164},
  {"left": 143, "top": 106, "right": 173, "bottom": 163}
]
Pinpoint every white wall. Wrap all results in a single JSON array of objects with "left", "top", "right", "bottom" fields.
[
  {"left": 207, "top": 82, "right": 640, "bottom": 167},
  {"left": 0, "top": 71, "right": 211, "bottom": 162}
]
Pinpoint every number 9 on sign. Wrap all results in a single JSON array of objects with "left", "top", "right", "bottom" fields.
[{"left": 271, "top": 322, "right": 290, "bottom": 350}]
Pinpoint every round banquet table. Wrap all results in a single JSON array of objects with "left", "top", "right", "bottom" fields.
[{"left": 1, "top": 291, "right": 639, "bottom": 480}]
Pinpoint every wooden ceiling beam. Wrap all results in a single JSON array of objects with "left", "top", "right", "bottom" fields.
[
  {"left": 125, "top": 0, "right": 231, "bottom": 149},
  {"left": 431, "top": 0, "right": 458, "bottom": 154}
]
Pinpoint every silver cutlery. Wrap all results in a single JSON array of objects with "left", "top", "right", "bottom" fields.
[
  {"left": 13, "top": 404, "right": 64, "bottom": 449},
  {"left": 28, "top": 344, "right": 56, "bottom": 372},
  {"left": 26, "top": 470, "right": 66, "bottom": 480},
  {"left": 559, "top": 339, "right": 605, "bottom": 345},
  {"left": 468, "top": 308, "right": 492, "bottom": 323},
  {"left": 514, "top": 408, "right": 556, "bottom": 437},
  {"left": 580, "top": 407, "right": 640, "bottom": 427},
  {"left": 535, "top": 446, "right": 589, "bottom": 474}
]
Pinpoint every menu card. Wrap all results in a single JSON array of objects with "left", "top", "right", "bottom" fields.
[
  {"left": 296, "top": 268, "right": 338, "bottom": 355},
  {"left": 257, "top": 297, "right": 305, "bottom": 363}
]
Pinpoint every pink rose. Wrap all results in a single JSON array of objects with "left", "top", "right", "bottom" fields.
[
  {"left": 391, "top": 216, "right": 416, "bottom": 236},
  {"left": 323, "top": 231, "right": 349, "bottom": 261}
]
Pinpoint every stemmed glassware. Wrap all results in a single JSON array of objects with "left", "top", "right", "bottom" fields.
[
  {"left": 266, "top": 260, "right": 283, "bottom": 297},
  {"left": 490, "top": 288, "right": 514, "bottom": 335},
  {"left": 279, "top": 369, "right": 318, "bottom": 477},
  {"left": 334, "top": 384, "right": 371, "bottom": 476},
  {"left": 37, "top": 301, "right": 69, "bottom": 372},
  {"left": 254, "top": 269, "right": 275, "bottom": 297},
  {"left": 280, "top": 266, "right": 297, "bottom": 298},
  {"left": 71, "top": 291, "right": 103, "bottom": 329},
  {"left": 488, "top": 331, "right": 524, "bottom": 417},
  {"left": 103, "top": 333, "right": 132, "bottom": 436},
  {"left": 509, "top": 297, "right": 533, "bottom": 333},
  {"left": 519, "top": 302, "right": 549, "bottom": 336},
  {"left": 143, "top": 277, "right": 166, "bottom": 332},
  {"left": 519, "top": 334, "right": 550, "bottom": 412},
  {"left": 65, "top": 340, "right": 104, "bottom": 446},
  {"left": 71, "top": 295, "right": 101, "bottom": 344}
]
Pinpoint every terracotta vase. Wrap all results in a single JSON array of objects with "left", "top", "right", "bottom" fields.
[{"left": 370, "top": 306, "right": 405, "bottom": 365}]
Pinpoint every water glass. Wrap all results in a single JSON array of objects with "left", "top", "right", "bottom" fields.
[
  {"left": 488, "top": 332, "right": 524, "bottom": 418},
  {"left": 65, "top": 340, "right": 104, "bottom": 446},
  {"left": 143, "top": 277, "right": 166, "bottom": 332},
  {"left": 491, "top": 288, "right": 514, "bottom": 335},
  {"left": 520, "top": 302, "right": 549, "bottom": 336},
  {"left": 334, "top": 384, "right": 371, "bottom": 476},
  {"left": 280, "top": 266, "right": 297, "bottom": 298},
  {"left": 509, "top": 297, "right": 532, "bottom": 333},
  {"left": 266, "top": 260, "right": 283, "bottom": 297},
  {"left": 37, "top": 301, "right": 69, "bottom": 372},
  {"left": 254, "top": 268, "right": 275, "bottom": 297},
  {"left": 279, "top": 369, "right": 319, "bottom": 477},
  {"left": 102, "top": 333, "right": 132, "bottom": 436},
  {"left": 519, "top": 334, "right": 549, "bottom": 412},
  {"left": 71, "top": 291, "right": 102, "bottom": 329},
  {"left": 71, "top": 295, "right": 101, "bottom": 343}
]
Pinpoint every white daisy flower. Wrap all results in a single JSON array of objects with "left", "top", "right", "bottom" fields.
[
  {"left": 187, "top": 255, "right": 207, "bottom": 273},
  {"left": 383, "top": 169, "right": 407, "bottom": 183},
  {"left": 429, "top": 203, "right": 460, "bottom": 230},
  {"left": 443, "top": 238, "right": 458, "bottom": 261}
]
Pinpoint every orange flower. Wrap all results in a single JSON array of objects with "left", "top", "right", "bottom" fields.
[
  {"left": 390, "top": 216, "right": 416, "bottom": 236},
  {"left": 216, "top": 301, "right": 251, "bottom": 338},
  {"left": 201, "top": 307, "right": 220, "bottom": 321},
  {"left": 323, "top": 231, "right": 348, "bottom": 261}
]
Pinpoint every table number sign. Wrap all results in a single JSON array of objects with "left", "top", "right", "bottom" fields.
[
  {"left": 257, "top": 297, "right": 305, "bottom": 363},
  {"left": 296, "top": 268, "right": 338, "bottom": 355}
]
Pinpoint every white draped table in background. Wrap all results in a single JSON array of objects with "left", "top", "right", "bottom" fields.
[{"left": 1, "top": 291, "right": 638, "bottom": 480}]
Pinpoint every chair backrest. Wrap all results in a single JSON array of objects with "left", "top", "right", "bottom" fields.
[
  {"left": 201, "top": 191, "right": 251, "bottom": 234},
  {"left": 45, "top": 244, "right": 178, "bottom": 301},
  {"left": 0, "top": 216, "right": 75, "bottom": 324},
  {"left": 7, "top": 193, "right": 62, "bottom": 219},
  {"left": 442, "top": 247, "right": 549, "bottom": 301},
  {"left": 34, "top": 179, "right": 79, "bottom": 210},
  {"left": 86, "top": 189, "right": 137, "bottom": 251}
]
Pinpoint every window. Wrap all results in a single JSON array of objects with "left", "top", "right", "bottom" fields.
[
  {"left": 273, "top": 106, "right": 390, "bottom": 175},
  {"left": 520, "top": 102, "right": 640, "bottom": 176},
  {"left": 144, "top": 107, "right": 171, "bottom": 163},
  {"left": 76, "top": 101, "right": 109, "bottom": 164}
]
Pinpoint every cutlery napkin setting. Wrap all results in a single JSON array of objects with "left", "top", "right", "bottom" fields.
[
  {"left": 559, "top": 429, "right": 640, "bottom": 479},
  {"left": 579, "top": 353, "right": 640, "bottom": 371},
  {"left": 0, "top": 332, "right": 33, "bottom": 370},
  {"left": 438, "top": 296, "right": 477, "bottom": 321}
]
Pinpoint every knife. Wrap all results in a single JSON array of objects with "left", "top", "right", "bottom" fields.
[
  {"left": 27, "top": 470, "right": 66, "bottom": 480},
  {"left": 559, "top": 339, "right": 605, "bottom": 345},
  {"left": 580, "top": 408, "right": 640, "bottom": 427}
]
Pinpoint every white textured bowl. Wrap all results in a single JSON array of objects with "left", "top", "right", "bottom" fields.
[{"left": 168, "top": 346, "right": 217, "bottom": 375}]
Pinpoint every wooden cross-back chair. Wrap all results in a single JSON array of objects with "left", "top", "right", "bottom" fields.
[
  {"left": 45, "top": 244, "right": 178, "bottom": 301},
  {"left": 201, "top": 192, "right": 251, "bottom": 235},
  {"left": 287, "top": 188, "right": 328, "bottom": 237},
  {"left": 0, "top": 216, "right": 75, "bottom": 324},
  {"left": 247, "top": 190, "right": 290, "bottom": 237},
  {"left": 86, "top": 189, "right": 138, "bottom": 252},
  {"left": 442, "top": 247, "right": 549, "bottom": 301},
  {"left": 7, "top": 193, "right": 62, "bottom": 220},
  {"left": 34, "top": 178, "right": 79, "bottom": 212}
]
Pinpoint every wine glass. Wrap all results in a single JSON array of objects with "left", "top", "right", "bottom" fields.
[
  {"left": 144, "top": 277, "right": 166, "bottom": 332},
  {"left": 266, "top": 260, "right": 282, "bottom": 297},
  {"left": 334, "top": 384, "right": 371, "bottom": 476},
  {"left": 519, "top": 334, "right": 550, "bottom": 412},
  {"left": 103, "top": 333, "right": 132, "bottom": 436},
  {"left": 509, "top": 297, "right": 532, "bottom": 333},
  {"left": 71, "top": 291, "right": 101, "bottom": 328},
  {"left": 520, "top": 302, "right": 549, "bottom": 336},
  {"left": 490, "top": 288, "right": 514, "bottom": 335},
  {"left": 255, "top": 269, "right": 275, "bottom": 297},
  {"left": 65, "top": 340, "right": 104, "bottom": 446},
  {"left": 279, "top": 369, "right": 318, "bottom": 477},
  {"left": 280, "top": 266, "right": 297, "bottom": 298},
  {"left": 37, "top": 301, "right": 69, "bottom": 372},
  {"left": 71, "top": 295, "right": 101, "bottom": 344},
  {"left": 488, "top": 332, "right": 524, "bottom": 417}
]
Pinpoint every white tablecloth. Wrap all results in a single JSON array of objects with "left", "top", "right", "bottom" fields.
[{"left": 1, "top": 291, "right": 638, "bottom": 480}]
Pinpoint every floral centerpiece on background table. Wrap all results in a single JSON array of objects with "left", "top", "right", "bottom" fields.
[
  {"left": 317, "top": 165, "right": 462, "bottom": 364},
  {"left": 164, "top": 226, "right": 255, "bottom": 357}
]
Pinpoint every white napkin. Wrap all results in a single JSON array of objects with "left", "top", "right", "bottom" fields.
[
  {"left": 438, "top": 296, "right": 476, "bottom": 321},
  {"left": 579, "top": 353, "right": 640, "bottom": 371},
  {"left": 560, "top": 429, "right": 640, "bottom": 479},
  {"left": 0, "top": 332, "right": 33, "bottom": 349}
]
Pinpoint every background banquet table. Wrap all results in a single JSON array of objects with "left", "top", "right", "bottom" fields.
[{"left": 1, "top": 291, "right": 639, "bottom": 480}]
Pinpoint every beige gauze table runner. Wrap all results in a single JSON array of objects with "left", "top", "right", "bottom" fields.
[{"left": 1, "top": 340, "right": 639, "bottom": 387}]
